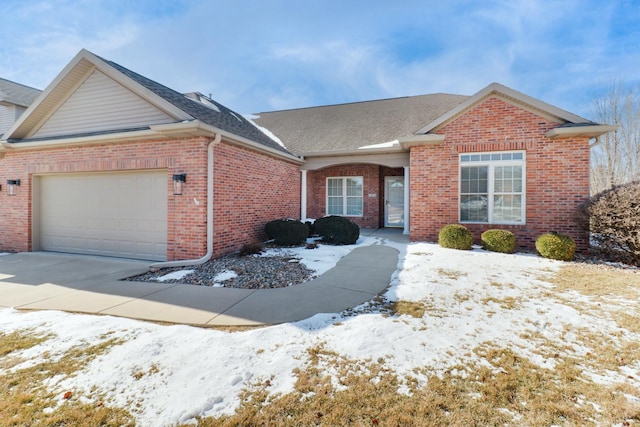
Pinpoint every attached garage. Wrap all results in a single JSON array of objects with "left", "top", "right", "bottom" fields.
[{"left": 34, "top": 170, "right": 168, "bottom": 261}]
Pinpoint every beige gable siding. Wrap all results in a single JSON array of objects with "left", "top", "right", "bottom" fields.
[
  {"left": 0, "top": 105, "right": 14, "bottom": 134},
  {"left": 31, "top": 70, "right": 175, "bottom": 138},
  {"left": 0, "top": 105, "right": 25, "bottom": 135}
]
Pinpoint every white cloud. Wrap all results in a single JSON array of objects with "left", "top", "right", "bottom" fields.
[{"left": 0, "top": 0, "right": 638, "bottom": 117}]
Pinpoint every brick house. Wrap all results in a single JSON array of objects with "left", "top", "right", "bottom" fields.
[
  {"left": 0, "top": 49, "right": 302, "bottom": 262},
  {"left": 0, "top": 49, "right": 614, "bottom": 262},
  {"left": 255, "top": 83, "right": 615, "bottom": 251}
]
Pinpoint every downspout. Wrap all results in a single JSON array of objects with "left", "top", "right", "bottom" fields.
[{"left": 149, "top": 132, "right": 221, "bottom": 271}]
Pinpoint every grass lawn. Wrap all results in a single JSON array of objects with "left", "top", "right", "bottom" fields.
[{"left": 1, "top": 249, "right": 639, "bottom": 426}]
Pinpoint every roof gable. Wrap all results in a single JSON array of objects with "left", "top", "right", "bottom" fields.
[
  {"left": 416, "top": 82, "right": 593, "bottom": 135},
  {"left": 2, "top": 49, "right": 293, "bottom": 156},
  {"left": 30, "top": 69, "right": 174, "bottom": 139}
]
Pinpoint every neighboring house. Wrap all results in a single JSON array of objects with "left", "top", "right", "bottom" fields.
[
  {"left": 0, "top": 78, "right": 41, "bottom": 137},
  {"left": 254, "top": 84, "right": 615, "bottom": 251},
  {"left": 0, "top": 49, "right": 615, "bottom": 262},
  {"left": 0, "top": 49, "right": 302, "bottom": 261}
]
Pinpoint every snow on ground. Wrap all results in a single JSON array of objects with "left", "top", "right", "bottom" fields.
[
  {"left": 261, "top": 236, "right": 362, "bottom": 276},
  {"left": 212, "top": 269, "right": 238, "bottom": 287},
  {"left": 0, "top": 237, "right": 638, "bottom": 426},
  {"left": 156, "top": 269, "right": 194, "bottom": 282}
]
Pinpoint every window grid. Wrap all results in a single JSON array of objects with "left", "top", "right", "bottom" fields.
[
  {"left": 326, "top": 177, "right": 363, "bottom": 217},
  {"left": 459, "top": 152, "right": 525, "bottom": 224}
]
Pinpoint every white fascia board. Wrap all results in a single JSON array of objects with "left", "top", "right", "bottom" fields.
[
  {"left": 545, "top": 124, "right": 619, "bottom": 138},
  {"left": 0, "top": 128, "right": 159, "bottom": 150},
  {"left": 0, "top": 120, "right": 303, "bottom": 165},
  {"left": 398, "top": 134, "right": 446, "bottom": 149}
]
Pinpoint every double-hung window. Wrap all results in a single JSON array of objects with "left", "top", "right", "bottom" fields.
[
  {"left": 326, "top": 177, "right": 363, "bottom": 216},
  {"left": 459, "top": 151, "right": 525, "bottom": 224}
]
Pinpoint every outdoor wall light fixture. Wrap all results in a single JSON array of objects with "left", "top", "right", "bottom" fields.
[
  {"left": 6, "top": 179, "right": 20, "bottom": 196},
  {"left": 172, "top": 174, "right": 186, "bottom": 195}
]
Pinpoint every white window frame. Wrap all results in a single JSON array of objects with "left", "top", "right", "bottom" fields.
[
  {"left": 326, "top": 176, "right": 364, "bottom": 217},
  {"left": 459, "top": 151, "right": 526, "bottom": 225}
]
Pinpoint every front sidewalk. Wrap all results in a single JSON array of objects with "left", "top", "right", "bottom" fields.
[{"left": 0, "top": 243, "right": 399, "bottom": 326}]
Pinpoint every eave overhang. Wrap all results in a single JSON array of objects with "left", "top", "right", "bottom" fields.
[
  {"left": 545, "top": 124, "right": 619, "bottom": 138},
  {"left": 0, "top": 120, "right": 304, "bottom": 164},
  {"left": 398, "top": 134, "right": 446, "bottom": 149}
]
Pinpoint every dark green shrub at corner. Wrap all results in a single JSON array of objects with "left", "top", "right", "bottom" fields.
[
  {"left": 264, "top": 219, "right": 309, "bottom": 246},
  {"left": 314, "top": 215, "right": 359, "bottom": 245},
  {"left": 481, "top": 229, "right": 516, "bottom": 254},
  {"left": 535, "top": 233, "right": 576, "bottom": 261},
  {"left": 438, "top": 224, "right": 473, "bottom": 250}
]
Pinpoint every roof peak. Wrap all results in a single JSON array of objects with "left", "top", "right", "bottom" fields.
[{"left": 257, "top": 92, "right": 468, "bottom": 115}]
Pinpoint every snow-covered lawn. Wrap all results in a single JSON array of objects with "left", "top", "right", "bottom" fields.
[{"left": 1, "top": 237, "right": 639, "bottom": 426}]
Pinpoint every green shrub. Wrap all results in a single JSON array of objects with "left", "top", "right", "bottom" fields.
[
  {"left": 438, "top": 224, "right": 473, "bottom": 250},
  {"left": 535, "top": 233, "right": 576, "bottom": 261},
  {"left": 481, "top": 229, "right": 516, "bottom": 254},
  {"left": 264, "top": 219, "right": 309, "bottom": 246},
  {"left": 314, "top": 216, "right": 360, "bottom": 245}
]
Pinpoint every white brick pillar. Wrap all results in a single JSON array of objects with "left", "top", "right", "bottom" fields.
[
  {"left": 301, "top": 170, "right": 307, "bottom": 221},
  {"left": 403, "top": 166, "right": 410, "bottom": 235}
]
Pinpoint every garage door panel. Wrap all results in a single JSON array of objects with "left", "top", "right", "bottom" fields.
[{"left": 39, "top": 170, "right": 168, "bottom": 261}]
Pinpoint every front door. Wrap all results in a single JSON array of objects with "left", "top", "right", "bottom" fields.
[{"left": 384, "top": 176, "right": 404, "bottom": 227}]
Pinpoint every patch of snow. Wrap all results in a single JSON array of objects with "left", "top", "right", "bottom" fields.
[
  {"left": 1, "top": 236, "right": 638, "bottom": 426},
  {"left": 358, "top": 140, "right": 399, "bottom": 150},
  {"left": 213, "top": 270, "right": 237, "bottom": 283},
  {"left": 156, "top": 269, "right": 194, "bottom": 282},
  {"left": 243, "top": 114, "right": 286, "bottom": 148}
]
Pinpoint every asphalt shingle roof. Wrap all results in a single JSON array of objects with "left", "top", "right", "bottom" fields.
[
  {"left": 101, "top": 57, "right": 293, "bottom": 155},
  {"left": 253, "top": 93, "right": 469, "bottom": 155},
  {"left": 0, "top": 78, "right": 41, "bottom": 107}
]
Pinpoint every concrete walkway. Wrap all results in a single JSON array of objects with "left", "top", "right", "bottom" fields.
[{"left": 0, "top": 233, "right": 401, "bottom": 326}]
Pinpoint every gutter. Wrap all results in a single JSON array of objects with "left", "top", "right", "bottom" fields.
[{"left": 149, "top": 132, "right": 222, "bottom": 271}]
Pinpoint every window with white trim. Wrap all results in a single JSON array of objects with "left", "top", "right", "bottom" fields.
[
  {"left": 459, "top": 151, "right": 525, "bottom": 224},
  {"left": 326, "top": 177, "right": 363, "bottom": 216}
]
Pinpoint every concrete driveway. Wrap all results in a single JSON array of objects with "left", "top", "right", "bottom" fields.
[{"left": 0, "top": 243, "right": 399, "bottom": 326}]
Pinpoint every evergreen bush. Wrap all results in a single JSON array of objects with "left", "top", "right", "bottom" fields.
[
  {"left": 264, "top": 219, "right": 309, "bottom": 246},
  {"left": 481, "top": 229, "right": 516, "bottom": 254},
  {"left": 438, "top": 224, "right": 473, "bottom": 250},
  {"left": 535, "top": 233, "right": 576, "bottom": 261},
  {"left": 314, "top": 216, "right": 359, "bottom": 245}
]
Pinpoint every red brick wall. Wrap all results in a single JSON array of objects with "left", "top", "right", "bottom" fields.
[
  {"left": 0, "top": 136, "right": 301, "bottom": 260},
  {"left": 409, "top": 96, "right": 590, "bottom": 251},
  {"left": 212, "top": 142, "right": 301, "bottom": 256},
  {"left": 307, "top": 164, "right": 381, "bottom": 228},
  {"left": 306, "top": 165, "right": 404, "bottom": 229}
]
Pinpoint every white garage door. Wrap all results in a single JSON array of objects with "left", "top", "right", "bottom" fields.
[{"left": 39, "top": 170, "right": 168, "bottom": 261}]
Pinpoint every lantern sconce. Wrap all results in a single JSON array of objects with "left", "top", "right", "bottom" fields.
[
  {"left": 6, "top": 179, "right": 20, "bottom": 196},
  {"left": 172, "top": 174, "right": 186, "bottom": 195}
]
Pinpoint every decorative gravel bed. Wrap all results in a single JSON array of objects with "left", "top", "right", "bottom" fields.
[{"left": 126, "top": 253, "right": 316, "bottom": 289}]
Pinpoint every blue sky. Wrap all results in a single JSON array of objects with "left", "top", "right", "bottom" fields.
[{"left": 1, "top": 0, "right": 639, "bottom": 118}]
